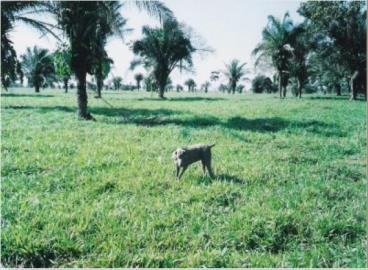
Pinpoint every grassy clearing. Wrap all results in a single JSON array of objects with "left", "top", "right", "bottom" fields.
[{"left": 1, "top": 88, "right": 366, "bottom": 267}]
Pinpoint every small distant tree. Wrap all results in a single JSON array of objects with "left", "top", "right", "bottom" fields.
[
  {"left": 210, "top": 71, "right": 220, "bottom": 82},
  {"left": 176, "top": 84, "right": 183, "bottom": 92},
  {"left": 201, "top": 81, "right": 211, "bottom": 93},
  {"left": 236, "top": 84, "right": 245, "bottom": 93},
  {"left": 113, "top": 76, "right": 122, "bottom": 90},
  {"left": 252, "top": 75, "right": 277, "bottom": 93},
  {"left": 92, "top": 52, "right": 113, "bottom": 98},
  {"left": 134, "top": 73, "right": 144, "bottom": 90},
  {"left": 218, "top": 83, "right": 228, "bottom": 93},
  {"left": 165, "top": 77, "right": 173, "bottom": 91},
  {"left": 144, "top": 74, "right": 156, "bottom": 92},
  {"left": 184, "top": 78, "right": 196, "bottom": 92},
  {"left": 222, "top": 59, "right": 249, "bottom": 94},
  {"left": 20, "top": 46, "right": 55, "bottom": 93},
  {"left": 54, "top": 44, "right": 72, "bottom": 93}
]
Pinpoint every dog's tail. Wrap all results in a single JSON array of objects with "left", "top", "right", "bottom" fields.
[{"left": 209, "top": 143, "right": 216, "bottom": 148}]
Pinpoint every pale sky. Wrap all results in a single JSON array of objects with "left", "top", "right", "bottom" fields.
[{"left": 10, "top": 0, "right": 304, "bottom": 89}]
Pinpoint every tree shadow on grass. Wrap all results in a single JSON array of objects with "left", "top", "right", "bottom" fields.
[
  {"left": 118, "top": 113, "right": 340, "bottom": 136},
  {"left": 90, "top": 106, "right": 179, "bottom": 118},
  {"left": 3, "top": 105, "right": 74, "bottom": 113},
  {"left": 3, "top": 105, "right": 344, "bottom": 137},
  {"left": 137, "top": 96, "right": 226, "bottom": 102},
  {"left": 225, "top": 116, "right": 342, "bottom": 135},
  {"left": 215, "top": 173, "right": 247, "bottom": 184},
  {"left": 1, "top": 93, "right": 54, "bottom": 98},
  {"left": 307, "top": 95, "right": 366, "bottom": 101},
  {"left": 193, "top": 173, "right": 247, "bottom": 185}
]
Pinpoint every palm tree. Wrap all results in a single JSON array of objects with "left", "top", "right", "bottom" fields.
[
  {"left": 131, "top": 19, "right": 196, "bottom": 98},
  {"left": 252, "top": 12, "right": 297, "bottom": 98},
  {"left": 53, "top": 1, "right": 174, "bottom": 119},
  {"left": 20, "top": 46, "right": 55, "bottom": 93},
  {"left": 222, "top": 59, "right": 248, "bottom": 94},
  {"left": 289, "top": 24, "right": 309, "bottom": 98},
  {"left": 52, "top": 2, "right": 123, "bottom": 118},
  {"left": 91, "top": 1, "right": 128, "bottom": 99},
  {"left": 1, "top": 1, "right": 56, "bottom": 89},
  {"left": 134, "top": 73, "right": 144, "bottom": 90}
]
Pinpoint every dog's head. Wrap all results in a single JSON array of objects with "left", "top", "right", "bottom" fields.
[{"left": 172, "top": 148, "right": 185, "bottom": 161}]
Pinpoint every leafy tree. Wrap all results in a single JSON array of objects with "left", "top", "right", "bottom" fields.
[
  {"left": 20, "top": 46, "right": 55, "bottom": 93},
  {"left": 222, "top": 59, "right": 249, "bottom": 94},
  {"left": 298, "top": 1, "right": 366, "bottom": 100},
  {"left": 112, "top": 76, "right": 123, "bottom": 90},
  {"left": 218, "top": 83, "right": 228, "bottom": 93},
  {"left": 54, "top": 44, "right": 72, "bottom": 93},
  {"left": 176, "top": 84, "right": 183, "bottom": 92},
  {"left": 134, "top": 73, "right": 144, "bottom": 90},
  {"left": 253, "top": 12, "right": 299, "bottom": 98},
  {"left": 143, "top": 74, "right": 156, "bottom": 92},
  {"left": 236, "top": 84, "right": 245, "bottom": 93},
  {"left": 131, "top": 19, "right": 196, "bottom": 98},
  {"left": 210, "top": 71, "right": 220, "bottom": 82},
  {"left": 165, "top": 77, "right": 173, "bottom": 91},
  {"left": 252, "top": 75, "right": 277, "bottom": 93},
  {"left": 201, "top": 81, "right": 211, "bottom": 93},
  {"left": 184, "top": 78, "right": 196, "bottom": 92}
]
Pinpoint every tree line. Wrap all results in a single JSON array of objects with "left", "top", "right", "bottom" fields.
[{"left": 1, "top": 1, "right": 366, "bottom": 120}]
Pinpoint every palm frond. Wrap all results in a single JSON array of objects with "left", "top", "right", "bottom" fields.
[
  {"left": 130, "top": 0, "right": 175, "bottom": 22},
  {"left": 15, "top": 16, "right": 60, "bottom": 40}
]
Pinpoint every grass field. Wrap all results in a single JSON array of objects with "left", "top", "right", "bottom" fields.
[{"left": 1, "top": 88, "right": 366, "bottom": 267}]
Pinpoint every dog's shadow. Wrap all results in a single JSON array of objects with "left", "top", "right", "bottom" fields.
[{"left": 194, "top": 173, "right": 246, "bottom": 185}]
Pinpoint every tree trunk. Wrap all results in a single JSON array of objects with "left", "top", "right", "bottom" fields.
[
  {"left": 297, "top": 77, "right": 302, "bottom": 98},
  {"left": 158, "top": 79, "right": 166, "bottom": 99},
  {"left": 76, "top": 71, "right": 93, "bottom": 120},
  {"left": 350, "top": 70, "right": 359, "bottom": 100},
  {"left": 346, "top": 78, "right": 351, "bottom": 93},
  {"left": 335, "top": 83, "right": 341, "bottom": 96},
  {"left": 95, "top": 75, "right": 102, "bottom": 99},
  {"left": 283, "top": 86, "right": 287, "bottom": 98},
  {"left": 63, "top": 77, "right": 69, "bottom": 93},
  {"left": 278, "top": 71, "right": 282, "bottom": 98},
  {"left": 35, "top": 83, "right": 40, "bottom": 93},
  {"left": 158, "top": 86, "right": 165, "bottom": 98}
]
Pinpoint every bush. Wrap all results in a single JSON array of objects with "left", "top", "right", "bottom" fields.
[{"left": 252, "top": 75, "right": 277, "bottom": 93}]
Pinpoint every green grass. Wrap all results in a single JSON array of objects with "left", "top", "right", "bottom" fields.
[{"left": 1, "top": 88, "right": 366, "bottom": 267}]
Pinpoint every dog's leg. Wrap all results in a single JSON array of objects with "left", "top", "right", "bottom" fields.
[
  {"left": 176, "top": 166, "right": 180, "bottom": 179},
  {"left": 201, "top": 159, "right": 207, "bottom": 176},
  {"left": 178, "top": 165, "right": 188, "bottom": 179},
  {"left": 204, "top": 152, "right": 214, "bottom": 178}
]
